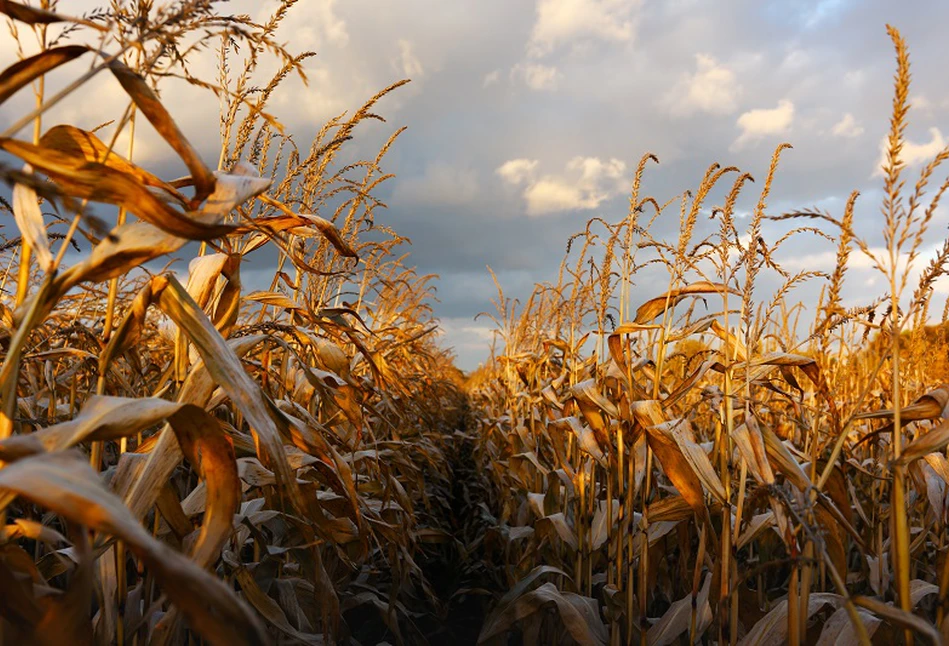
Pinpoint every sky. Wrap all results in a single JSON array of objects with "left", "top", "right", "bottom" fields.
[{"left": 2, "top": 0, "right": 949, "bottom": 370}]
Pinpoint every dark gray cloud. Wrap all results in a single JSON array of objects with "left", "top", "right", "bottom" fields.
[{"left": 2, "top": 0, "right": 948, "bottom": 369}]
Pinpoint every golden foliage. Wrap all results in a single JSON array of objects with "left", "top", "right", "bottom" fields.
[{"left": 466, "top": 24, "right": 949, "bottom": 646}]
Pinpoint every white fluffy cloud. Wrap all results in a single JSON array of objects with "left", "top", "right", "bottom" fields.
[
  {"left": 437, "top": 316, "right": 499, "bottom": 369},
  {"left": 831, "top": 113, "right": 864, "bottom": 138},
  {"left": 496, "top": 159, "right": 540, "bottom": 185},
  {"left": 256, "top": 0, "right": 348, "bottom": 48},
  {"left": 511, "top": 62, "right": 562, "bottom": 90},
  {"left": 316, "top": 0, "right": 350, "bottom": 47},
  {"left": 498, "top": 156, "right": 627, "bottom": 216},
  {"left": 731, "top": 99, "right": 795, "bottom": 150},
  {"left": 782, "top": 243, "right": 949, "bottom": 298},
  {"left": 873, "top": 127, "right": 947, "bottom": 176},
  {"left": 911, "top": 94, "right": 933, "bottom": 112},
  {"left": 483, "top": 69, "right": 501, "bottom": 87},
  {"left": 665, "top": 54, "right": 740, "bottom": 116},
  {"left": 527, "top": 0, "right": 640, "bottom": 57}
]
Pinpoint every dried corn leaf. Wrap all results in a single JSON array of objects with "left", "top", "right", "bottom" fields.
[
  {"left": 0, "top": 46, "right": 89, "bottom": 105},
  {"left": 737, "top": 512, "right": 775, "bottom": 549},
  {"left": 234, "top": 568, "right": 322, "bottom": 644},
  {"left": 0, "top": 451, "right": 265, "bottom": 645},
  {"left": 634, "top": 281, "right": 738, "bottom": 324},
  {"left": 663, "top": 418, "right": 727, "bottom": 504},
  {"left": 924, "top": 452, "right": 949, "bottom": 483},
  {"left": 293, "top": 213, "right": 358, "bottom": 259},
  {"left": 244, "top": 210, "right": 358, "bottom": 259},
  {"left": 106, "top": 60, "right": 215, "bottom": 202},
  {"left": 0, "top": 395, "right": 239, "bottom": 576},
  {"left": 40, "top": 125, "right": 171, "bottom": 193},
  {"left": 630, "top": 401, "right": 714, "bottom": 520},
  {"left": 166, "top": 406, "right": 240, "bottom": 570},
  {"left": 200, "top": 162, "right": 271, "bottom": 220},
  {"left": 738, "top": 594, "right": 841, "bottom": 646},
  {"left": 0, "top": 139, "right": 231, "bottom": 240},
  {"left": 815, "top": 607, "right": 881, "bottom": 645},
  {"left": 57, "top": 221, "right": 186, "bottom": 289},
  {"left": 535, "top": 513, "right": 578, "bottom": 551},
  {"left": 5, "top": 518, "right": 67, "bottom": 545},
  {"left": 648, "top": 495, "right": 693, "bottom": 523},
  {"left": 894, "top": 416, "right": 949, "bottom": 466},
  {"left": 611, "top": 323, "right": 663, "bottom": 334},
  {"left": 100, "top": 280, "right": 153, "bottom": 371},
  {"left": 852, "top": 596, "right": 940, "bottom": 644},
  {"left": 152, "top": 276, "right": 307, "bottom": 515},
  {"left": 0, "top": 395, "right": 181, "bottom": 460},
  {"left": 857, "top": 384, "right": 949, "bottom": 422},
  {"left": 478, "top": 582, "right": 607, "bottom": 646},
  {"left": 760, "top": 422, "right": 811, "bottom": 491},
  {"left": 122, "top": 335, "right": 267, "bottom": 522},
  {"left": 732, "top": 418, "right": 775, "bottom": 485},
  {"left": 493, "top": 565, "right": 574, "bottom": 609},
  {"left": 0, "top": 0, "right": 105, "bottom": 28},
  {"left": 664, "top": 359, "right": 717, "bottom": 409},
  {"left": 590, "top": 499, "right": 619, "bottom": 550},
  {"left": 645, "top": 573, "right": 712, "bottom": 646},
  {"left": 246, "top": 291, "right": 302, "bottom": 310},
  {"left": 12, "top": 178, "right": 53, "bottom": 272},
  {"left": 709, "top": 319, "right": 748, "bottom": 362},
  {"left": 553, "top": 417, "right": 607, "bottom": 468}
]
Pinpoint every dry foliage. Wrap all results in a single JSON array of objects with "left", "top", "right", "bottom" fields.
[
  {"left": 466, "top": 25, "right": 949, "bottom": 646},
  {"left": 0, "top": 1, "right": 467, "bottom": 644},
  {"left": 4, "top": 2, "right": 949, "bottom": 646}
]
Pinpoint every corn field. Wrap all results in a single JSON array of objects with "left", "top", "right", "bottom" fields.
[{"left": 1, "top": 1, "right": 949, "bottom": 645}]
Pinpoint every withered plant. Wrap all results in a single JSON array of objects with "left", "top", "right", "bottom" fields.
[
  {"left": 468, "top": 25, "right": 949, "bottom": 646},
  {"left": 0, "top": 1, "right": 466, "bottom": 644}
]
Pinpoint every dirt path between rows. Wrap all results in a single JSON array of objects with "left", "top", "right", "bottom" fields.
[
  {"left": 417, "top": 428, "right": 500, "bottom": 645},
  {"left": 343, "top": 421, "right": 503, "bottom": 645}
]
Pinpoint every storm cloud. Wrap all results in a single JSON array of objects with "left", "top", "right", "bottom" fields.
[{"left": 2, "top": 0, "right": 948, "bottom": 369}]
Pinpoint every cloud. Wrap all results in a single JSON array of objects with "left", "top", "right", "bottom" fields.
[
  {"left": 8, "top": 0, "right": 949, "bottom": 372},
  {"left": 843, "top": 69, "right": 866, "bottom": 88},
  {"left": 873, "top": 127, "right": 947, "bottom": 177},
  {"left": 257, "top": 0, "right": 348, "bottom": 48},
  {"left": 437, "top": 316, "right": 498, "bottom": 370},
  {"left": 392, "top": 162, "right": 479, "bottom": 206},
  {"left": 395, "top": 39, "right": 424, "bottom": 79},
  {"left": 781, "top": 49, "right": 810, "bottom": 71},
  {"left": 498, "top": 156, "right": 627, "bottom": 216},
  {"left": 270, "top": 66, "right": 350, "bottom": 125},
  {"left": 731, "top": 99, "right": 795, "bottom": 150},
  {"left": 527, "top": 0, "right": 640, "bottom": 58},
  {"left": 782, "top": 244, "right": 941, "bottom": 296},
  {"left": 511, "top": 62, "right": 562, "bottom": 90},
  {"left": 831, "top": 113, "right": 864, "bottom": 138},
  {"left": 665, "top": 54, "right": 740, "bottom": 116},
  {"left": 911, "top": 94, "right": 933, "bottom": 112},
  {"left": 316, "top": 0, "right": 350, "bottom": 46},
  {"left": 497, "top": 159, "right": 539, "bottom": 185}
]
